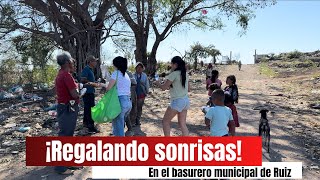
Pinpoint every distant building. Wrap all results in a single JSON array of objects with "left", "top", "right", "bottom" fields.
[
  {"left": 254, "top": 54, "right": 270, "bottom": 63},
  {"left": 220, "top": 56, "right": 230, "bottom": 65}
]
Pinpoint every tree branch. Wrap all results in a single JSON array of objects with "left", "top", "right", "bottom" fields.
[
  {"left": 96, "top": 0, "right": 113, "bottom": 24},
  {"left": 82, "top": 0, "right": 91, "bottom": 10},
  {"left": 113, "top": 0, "right": 138, "bottom": 32},
  {"left": 15, "top": 24, "right": 56, "bottom": 40}
]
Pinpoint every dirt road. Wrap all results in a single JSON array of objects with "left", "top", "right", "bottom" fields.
[{"left": 1, "top": 64, "right": 319, "bottom": 179}]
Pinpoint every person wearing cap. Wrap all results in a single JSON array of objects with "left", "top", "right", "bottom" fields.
[
  {"left": 134, "top": 62, "right": 150, "bottom": 126},
  {"left": 81, "top": 55, "right": 100, "bottom": 133}
]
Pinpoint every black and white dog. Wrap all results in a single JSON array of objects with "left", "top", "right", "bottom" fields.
[{"left": 259, "top": 109, "right": 270, "bottom": 153}]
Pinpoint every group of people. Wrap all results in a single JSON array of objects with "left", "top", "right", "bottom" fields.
[
  {"left": 54, "top": 53, "right": 239, "bottom": 174},
  {"left": 54, "top": 53, "right": 150, "bottom": 174},
  {"left": 204, "top": 64, "right": 240, "bottom": 137}
]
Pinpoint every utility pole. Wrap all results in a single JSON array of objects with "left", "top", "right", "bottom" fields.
[{"left": 254, "top": 49, "right": 257, "bottom": 64}]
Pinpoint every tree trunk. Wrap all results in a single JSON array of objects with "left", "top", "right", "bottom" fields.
[
  {"left": 147, "top": 39, "right": 161, "bottom": 75},
  {"left": 213, "top": 56, "right": 217, "bottom": 65},
  {"left": 134, "top": 33, "right": 148, "bottom": 69},
  {"left": 64, "top": 30, "right": 103, "bottom": 81},
  {"left": 193, "top": 56, "right": 198, "bottom": 70}
]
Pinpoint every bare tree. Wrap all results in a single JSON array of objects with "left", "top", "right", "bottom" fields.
[{"left": 0, "top": 0, "right": 120, "bottom": 76}]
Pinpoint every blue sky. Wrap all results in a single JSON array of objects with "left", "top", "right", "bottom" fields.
[{"left": 102, "top": 1, "right": 320, "bottom": 65}]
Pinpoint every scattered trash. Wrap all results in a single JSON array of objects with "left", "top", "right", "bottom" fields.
[
  {"left": 275, "top": 94, "right": 284, "bottom": 96},
  {"left": 0, "top": 90, "right": 15, "bottom": 100},
  {"left": 35, "top": 123, "right": 42, "bottom": 129},
  {"left": 31, "top": 95, "right": 43, "bottom": 101},
  {"left": 310, "top": 104, "right": 320, "bottom": 109},
  {"left": 19, "top": 107, "right": 29, "bottom": 113},
  {"left": 42, "top": 118, "right": 57, "bottom": 128},
  {"left": 2, "top": 140, "right": 19, "bottom": 146},
  {"left": 11, "top": 151, "right": 19, "bottom": 154},
  {"left": 3, "top": 123, "right": 16, "bottom": 128},
  {"left": 48, "top": 110, "right": 57, "bottom": 117},
  {"left": 18, "top": 127, "right": 30, "bottom": 133},
  {"left": 22, "top": 93, "right": 43, "bottom": 101},
  {"left": 43, "top": 104, "right": 57, "bottom": 111},
  {"left": 0, "top": 114, "right": 8, "bottom": 123},
  {"left": 10, "top": 86, "right": 23, "bottom": 94}
]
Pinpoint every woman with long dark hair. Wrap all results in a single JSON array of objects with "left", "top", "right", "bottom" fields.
[
  {"left": 104, "top": 56, "right": 132, "bottom": 136},
  {"left": 155, "top": 56, "right": 190, "bottom": 136}
]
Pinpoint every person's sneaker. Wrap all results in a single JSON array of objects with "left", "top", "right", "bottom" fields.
[
  {"left": 125, "top": 130, "right": 134, "bottom": 137},
  {"left": 56, "top": 169, "right": 74, "bottom": 175}
]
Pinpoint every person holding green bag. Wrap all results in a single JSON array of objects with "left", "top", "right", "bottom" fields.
[{"left": 91, "top": 56, "right": 132, "bottom": 136}]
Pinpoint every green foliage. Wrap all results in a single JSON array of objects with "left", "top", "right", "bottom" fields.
[
  {"left": 157, "top": 61, "right": 170, "bottom": 73},
  {"left": 185, "top": 42, "right": 221, "bottom": 69},
  {"left": 0, "top": 58, "right": 19, "bottom": 86},
  {"left": 259, "top": 63, "right": 277, "bottom": 78},
  {"left": 107, "top": 66, "right": 115, "bottom": 74},
  {"left": 0, "top": 56, "right": 58, "bottom": 87},
  {"left": 12, "top": 33, "right": 55, "bottom": 67},
  {"left": 272, "top": 60, "right": 315, "bottom": 69},
  {"left": 287, "top": 50, "right": 303, "bottom": 59},
  {"left": 112, "top": 37, "right": 135, "bottom": 63},
  {"left": 128, "top": 64, "right": 135, "bottom": 72}
]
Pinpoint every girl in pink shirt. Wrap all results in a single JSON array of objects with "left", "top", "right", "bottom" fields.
[{"left": 206, "top": 70, "right": 222, "bottom": 96}]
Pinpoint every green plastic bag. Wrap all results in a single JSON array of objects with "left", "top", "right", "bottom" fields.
[{"left": 91, "top": 73, "right": 121, "bottom": 123}]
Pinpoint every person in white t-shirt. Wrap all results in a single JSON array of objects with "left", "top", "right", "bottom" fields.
[
  {"left": 205, "top": 89, "right": 235, "bottom": 136},
  {"left": 104, "top": 56, "right": 132, "bottom": 136}
]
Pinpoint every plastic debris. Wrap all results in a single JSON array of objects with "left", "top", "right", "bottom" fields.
[
  {"left": 19, "top": 107, "right": 29, "bottom": 113},
  {"left": 35, "top": 123, "right": 42, "bottom": 129},
  {"left": 18, "top": 127, "right": 30, "bottom": 133},
  {"left": 0, "top": 114, "right": 8, "bottom": 122},
  {"left": 48, "top": 110, "right": 57, "bottom": 117},
  {"left": 10, "top": 86, "right": 24, "bottom": 94},
  {"left": 4, "top": 123, "right": 17, "bottom": 128},
  {"left": 0, "top": 90, "right": 15, "bottom": 100},
  {"left": 43, "top": 104, "right": 58, "bottom": 111},
  {"left": 31, "top": 95, "right": 43, "bottom": 101},
  {"left": 11, "top": 151, "right": 19, "bottom": 154}
]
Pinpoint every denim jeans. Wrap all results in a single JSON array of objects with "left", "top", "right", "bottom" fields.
[
  {"left": 112, "top": 95, "right": 132, "bottom": 136},
  {"left": 170, "top": 96, "right": 190, "bottom": 112},
  {"left": 55, "top": 104, "right": 79, "bottom": 173}
]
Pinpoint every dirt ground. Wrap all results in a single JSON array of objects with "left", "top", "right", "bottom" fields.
[{"left": 0, "top": 64, "right": 319, "bottom": 180}]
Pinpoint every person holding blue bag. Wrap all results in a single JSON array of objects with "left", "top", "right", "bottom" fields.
[{"left": 92, "top": 56, "right": 132, "bottom": 136}]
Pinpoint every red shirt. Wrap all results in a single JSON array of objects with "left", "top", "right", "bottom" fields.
[{"left": 55, "top": 69, "right": 79, "bottom": 104}]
